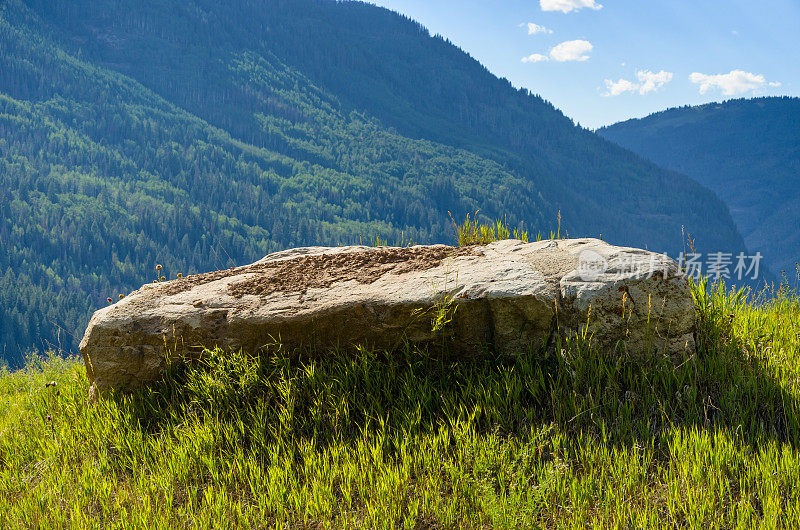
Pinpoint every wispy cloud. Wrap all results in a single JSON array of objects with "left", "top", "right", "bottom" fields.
[
  {"left": 519, "top": 22, "right": 553, "bottom": 35},
  {"left": 690, "top": 70, "right": 780, "bottom": 96},
  {"left": 540, "top": 0, "right": 602, "bottom": 13},
  {"left": 603, "top": 70, "right": 673, "bottom": 96}
]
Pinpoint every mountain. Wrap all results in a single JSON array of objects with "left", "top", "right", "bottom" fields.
[
  {"left": 0, "top": 0, "right": 747, "bottom": 366},
  {"left": 599, "top": 97, "right": 800, "bottom": 279}
]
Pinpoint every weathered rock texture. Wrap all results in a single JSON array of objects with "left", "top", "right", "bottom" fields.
[{"left": 80, "top": 239, "right": 696, "bottom": 398}]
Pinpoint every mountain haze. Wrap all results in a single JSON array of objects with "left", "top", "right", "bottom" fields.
[
  {"left": 599, "top": 97, "right": 799, "bottom": 278},
  {"left": 0, "top": 0, "right": 747, "bottom": 365}
]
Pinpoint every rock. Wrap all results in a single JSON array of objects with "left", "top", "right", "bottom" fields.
[{"left": 80, "top": 239, "right": 696, "bottom": 398}]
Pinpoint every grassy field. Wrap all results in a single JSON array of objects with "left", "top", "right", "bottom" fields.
[{"left": 1, "top": 277, "right": 799, "bottom": 528}]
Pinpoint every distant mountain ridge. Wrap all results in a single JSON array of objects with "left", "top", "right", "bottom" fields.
[
  {"left": 599, "top": 97, "right": 800, "bottom": 278},
  {"left": 0, "top": 0, "right": 747, "bottom": 365}
]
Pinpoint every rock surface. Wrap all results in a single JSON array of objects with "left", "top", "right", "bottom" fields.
[{"left": 80, "top": 239, "right": 696, "bottom": 398}]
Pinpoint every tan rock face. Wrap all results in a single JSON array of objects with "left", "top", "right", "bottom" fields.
[{"left": 80, "top": 239, "right": 696, "bottom": 399}]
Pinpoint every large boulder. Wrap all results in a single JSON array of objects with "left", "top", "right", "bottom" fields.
[{"left": 80, "top": 239, "right": 696, "bottom": 398}]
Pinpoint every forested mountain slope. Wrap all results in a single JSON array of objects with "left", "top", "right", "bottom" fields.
[
  {"left": 0, "top": 0, "right": 746, "bottom": 365},
  {"left": 599, "top": 97, "right": 800, "bottom": 278}
]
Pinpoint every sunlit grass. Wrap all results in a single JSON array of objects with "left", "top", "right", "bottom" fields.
[
  {"left": 1, "top": 279, "right": 799, "bottom": 527},
  {"left": 452, "top": 213, "right": 530, "bottom": 247}
]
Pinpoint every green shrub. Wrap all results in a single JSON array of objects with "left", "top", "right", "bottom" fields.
[{"left": 453, "top": 213, "right": 530, "bottom": 246}]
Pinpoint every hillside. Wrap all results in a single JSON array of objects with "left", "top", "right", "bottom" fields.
[
  {"left": 0, "top": 0, "right": 748, "bottom": 365},
  {"left": 599, "top": 97, "right": 800, "bottom": 278},
  {"left": 2, "top": 279, "right": 799, "bottom": 526}
]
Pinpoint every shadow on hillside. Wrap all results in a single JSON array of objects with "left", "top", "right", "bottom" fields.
[{"left": 117, "top": 313, "right": 799, "bottom": 455}]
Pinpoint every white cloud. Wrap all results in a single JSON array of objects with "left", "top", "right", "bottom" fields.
[
  {"left": 549, "top": 40, "right": 593, "bottom": 62},
  {"left": 689, "top": 70, "right": 780, "bottom": 96},
  {"left": 522, "top": 40, "right": 594, "bottom": 64},
  {"left": 637, "top": 70, "right": 673, "bottom": 94},
  {"left": 522, "top": 53, "right": 550, "bottom": 63},
  {"left": 604, "top": 78, "right": 637, "bottom": 96},
  {"left": 603, "top": 70, "right": 673, "bottom": 96},
  {"left": 520, "top": 22, "right": 553, "bottom": 35},
  {"left": 540, "top": 0, "right": 602, "bottom": 13}
]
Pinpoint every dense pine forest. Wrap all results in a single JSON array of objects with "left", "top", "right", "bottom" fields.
[
  {"left": 0, "top": 0, "right": 748, "bottom": 366},
  {"left": 599, "top": 97, "right": 800, "bottom": 279}
]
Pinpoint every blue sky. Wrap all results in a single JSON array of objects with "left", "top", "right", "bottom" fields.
[{"left": 367, "top": 0, "right": 799, "bottom": 129}]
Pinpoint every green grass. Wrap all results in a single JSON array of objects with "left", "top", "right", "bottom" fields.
[
  {"left": 1, "top": 279, "right": 799, "bottom": 528},
  {"left": 452, "top": 213, "right": 531, "bottom": 247},
  {"left": 450, "top": 211, "right": 572, "bottom": 247}
]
